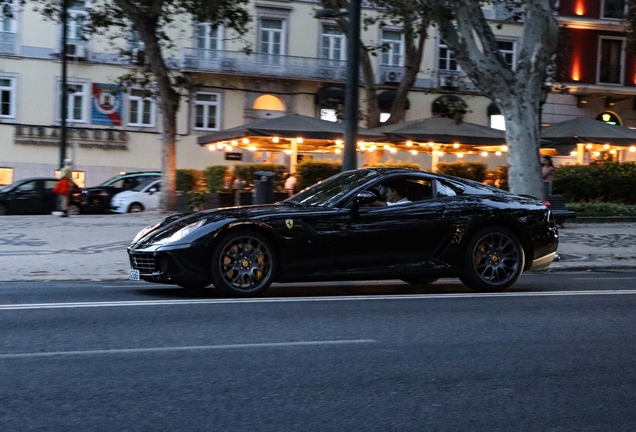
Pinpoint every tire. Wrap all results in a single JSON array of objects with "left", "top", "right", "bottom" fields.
[
  {"left": 128, "top": 203, "right": 144, "bottom": 213},
  {"left": 401, "top": 278, "right": 439, "bottom": 286},
  {"left": 0, "top": 204, "right": 8, "bottom": 216},
  {"left": 210, "top": 230, "right": 277, "bottom": 297},
  {"left": 460, "top": 226, "right": 525, "bottom": 292}
]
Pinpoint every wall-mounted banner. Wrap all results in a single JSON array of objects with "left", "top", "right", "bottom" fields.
[{"left": 91, "top": 83, "right": 122, "bottom": 126}]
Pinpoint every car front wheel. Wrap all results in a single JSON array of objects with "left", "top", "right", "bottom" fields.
[
  {"left": 128, "top": 203, "right": 144, "bottom": 213},
  {"left": 460, "top": 226, "right": 524, "bottom": 292},
  {"left": 210, "top": 230, "right": 277, "bottom": 297}
]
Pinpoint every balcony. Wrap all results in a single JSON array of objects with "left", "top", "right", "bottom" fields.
[
  {"left": 0, "top": 32, "right": 16, "bottom": 55},
  {"left": 180, "top": 48, "right": 348, "bottom": 83},
  {"left": 437, "top": 70, "right": 480, "bottom": 92}
]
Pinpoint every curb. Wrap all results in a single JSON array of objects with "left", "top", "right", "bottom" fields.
[{"left": 573, "top": 216, "right": 636, "bottom": 223}]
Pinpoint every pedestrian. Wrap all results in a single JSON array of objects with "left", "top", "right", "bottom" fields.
[
  {"left": 53, "top": 158, "right": 73, "bottom": 217},
  {"left": 284, "top": 172, "right": 297, "bottom": 196},
  {"left": 541, "top": 155, "right": 555, "bottom": 198}
]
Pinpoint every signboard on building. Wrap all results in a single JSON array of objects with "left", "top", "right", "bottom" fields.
[
  {"left": 91, "top": 83, "right": 123, "bottom": 126},
  {"left": 225, "top": 152, "right": 243, "bottom": 161}
]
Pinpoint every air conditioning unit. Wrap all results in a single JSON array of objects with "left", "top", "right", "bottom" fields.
[
  {"left": 383, "top": 70, "right": 403, "bottom": 83},
  {"left": 65, "top": 43, "right": 87, "bottom": 59},
  {"left": 221, "top": 58, "right": 236, "bottom": 71}
]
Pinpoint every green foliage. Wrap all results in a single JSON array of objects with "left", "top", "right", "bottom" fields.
[
  {"left": 566, "top": 202, "right": 636, "bottom": 217},
  {"left": 233, "top": 163, "right": 288, "bottom": 191},
  {"left": 187, "top": 190, "right": 208, "bottom": 207},
  {"left": 553, "top": 162, "right": 636, "bottom": 204},
  {"left": 436, "top": 161, "right": 488, "bottom": 183},
  {"left": 176, "top": 169, "right": 204, "bottom": 192},
  {"left": 205, "top": 165, "right": 229, "bottom": 193},
  {"left": 296, "top": 160, "right": 342, "bottom": 191},
  {"left": 369, "top": 159, "right": 421, "bottom": 170}
]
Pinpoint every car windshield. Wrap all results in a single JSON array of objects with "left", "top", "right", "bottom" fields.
[
  {"left": 0, "top": 184, "right": 13, "bottom": 193},
  {"left": 132, "top": 179, "right": 157, "bottom": 192},
  {"left": 283, "top": 169, "right": 381, "bottom": 207}
]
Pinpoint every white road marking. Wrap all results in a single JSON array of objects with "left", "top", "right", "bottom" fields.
[
  {"left": 2, "top": 290, "right": 636, "bottom": 311},
  {"left": 0, "top": 340, "right": 377, "bottom": 359}
]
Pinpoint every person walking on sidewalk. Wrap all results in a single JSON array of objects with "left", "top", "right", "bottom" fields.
[
  {"left": 541, "top": 155, "right": 555, "bottom": 198},
  {"left": 53, "top": 158, "right": 73, "bottom": 217}
]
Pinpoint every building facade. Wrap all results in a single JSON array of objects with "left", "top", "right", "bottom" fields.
[{"left": 7, "top": 0, "right": 618, "bottom": 188}]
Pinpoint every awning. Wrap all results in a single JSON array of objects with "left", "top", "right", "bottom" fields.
[
  {"left": 431, "top": 95, "right": 467, "bottom": 117},
  {"left": 378, "top": 90, "right": 410, "bottom": 112},
  {"left": 315, "top": 87, "right": 345, "bottom": 105}
]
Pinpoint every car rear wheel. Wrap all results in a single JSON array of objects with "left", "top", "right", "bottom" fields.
[
  {"left": 67, "top": 204, "right": 81, "bottom": 216},
  {"left": 210, "top": 230, "right": 277, "bottom": 297},
  {"left": 401, "top": 278, "right": 438, "bottom": 286},
  {"left": 460, "top": 226, "right": 524, "bottom": 292},
  {"left": 128, "top": 203, "right": 144, "bottom": 213}
]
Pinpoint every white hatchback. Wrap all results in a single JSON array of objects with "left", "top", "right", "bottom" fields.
[{"left": 110, "top": 179, "right": 162, "bottom": 213}]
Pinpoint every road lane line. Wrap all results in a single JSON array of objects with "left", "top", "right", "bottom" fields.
[
  {"left": 2, "top": 290, "right": 636, "bottom": 311},
  {"left": 0, "top": 340, "right": 377, "bottom": 359}
]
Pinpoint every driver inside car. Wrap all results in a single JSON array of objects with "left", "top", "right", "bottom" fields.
[{"left": 369, "top": 180, "right": 412, "bottom": 207}]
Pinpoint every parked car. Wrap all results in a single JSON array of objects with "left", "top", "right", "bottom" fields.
[
  {"left": 111, "top": 179, "right": 162, "bottom": 213},
  {"left": 127, "top": 168, "right": 559, "bottom": 296},
  {"left": 0, "top": 177, "right": 81, "bottom": 215},
  {"left": 80, "top": 171, "right": 161, "bottom": 213}
]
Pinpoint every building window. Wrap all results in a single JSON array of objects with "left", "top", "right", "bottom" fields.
[
  {"left": 602, "top": 0, "right": 626, "bottom": 19},
  {"left": 259, "top": 18, "right": 285, "bottom": 56},
  {"left": 67, "top": 1, "right": 88, "bottom": 43},
  {"left": 497, "top": 40, "right": 516, "bottom": 68},
  {"left": 0, "top": 167, "right": 13, "bottom": 185},
  {"left": 194, "top": 92, "right": 221, "bottom": 130},
  {"left": 57, "top": 82, "right": 87, "bottom": 123},
  {"left": 599, "top": 38, "right": 624, "bottom": 84},
  {"left": 128, "top": 89, "right": 155, "bottom": 127},
  {"left": 0, "top": 77, "right": 15, "bottom": 118},
  {"left": 195, "top": 22, "right": 222, "bottom": 52},
  {"left": 1, "top": 0, "right": 17, "bottom": 33},
  {"left": 438, "top": 41, "right": 457, "bottom": 71},
  {"left": 321, "top": 25, "right": 345, "bottom": 60},
  {"left": 381, "top": 30, "right": 404, "bottom": 66}
]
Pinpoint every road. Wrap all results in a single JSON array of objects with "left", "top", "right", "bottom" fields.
[{"left": 2, "top": 271, "right": 636, "bottom": 431}]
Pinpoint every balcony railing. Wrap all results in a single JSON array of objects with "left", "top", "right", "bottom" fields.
[
  {"left": 180, "top": 48, "right": 348, "bottom": 82},
  {"left": 0, "top": 32, "right": 16, "bottom": 55}
]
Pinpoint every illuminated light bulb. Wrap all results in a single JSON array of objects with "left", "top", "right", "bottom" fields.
[
  {"left": 496, "top": 151, "right": 502, "bottom": 156},
  {"left": 369, "top": 145, "right": 377, "bottom": 151},
  {"left": 406, "top": 141, "right": 413, "bottom": 146},
  {"left": 602, "top": 114, "right": 611, "bottom": 122},
  {"left": 437, "top": 151, "right": 444, "bottom": 156},
  {"left": 208, "top": 145, "right": 215, "bottom": 151},
  {"left": 272, "top": 137, "right": 279, "bottom": 143},
  {"left": 586, "top": 144, "right": 593, "bottom": 149},
  {"left": 610, "top": 149, "right": 617, "bottom": 155},
  {"left": 216, "top": 143, "right": 224, "bottom": 149},
  {"left": 225, "top": 145, "right": 232, "bottom": 151},
  {"left": 571, "top": 151, "right": 578, "bottom": 156},
  {"left": 296, "top": 137, "right": 304, "bottom": 143},
  {"left": 457, "top": 153, "right": 464, "bottom": 158},
  {"left": 231, "top": 140, "right": 238, "bottom": 146},
  {"left": 248, "top": 146, "right": 256, "bottom": 151},
  {"left": 630, "top": 146, "right": 636, "bottom": 152},
  {"left": 242, "top": 138, "right": 250, "bottom": 144},
  {"left": 383, "top": 144, "right": 390, "bottom": 150},
  {"left": 390, "top": 148, "right": 397, "bottom": 153},
  {"left": 502, "top": 145, "right": 508, "bottom": 152},
  {"left": 593, "top": 151, "right": 601, "bottom": 157},
  {"left": 336, "top": 139, "right": 343, "bottom": 146},
  {"left": 453, "top": 143, "right": 460, "bottom": 149},
  {"left": 604, "top": 144, "right": 610, "bottom": 149},
  {"left": 284, "top": 149, "right": 292, "bottom": 155},
  {"left": 481, "top": 152, "right": 488, "bottom": 157},
  {"left": 428, "top": 142, "right": 434, "bottom": 147},
  {"left": 358, "top": 141, "right": 366, "bottom": 146},
  {"left": 410, "top": 150, "right": 417, "bottom": 155},
  {"left": 335, "top": 148, "right": 341, "bottom": 154}
]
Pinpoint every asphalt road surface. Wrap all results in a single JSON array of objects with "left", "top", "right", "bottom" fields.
[{"left": 2, "top": 271, "right": 636, "bottom": 431}]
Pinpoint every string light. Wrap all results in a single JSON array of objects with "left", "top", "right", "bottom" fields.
[
  {"left": 208, "top": 145, "right": 215, "bottom": 151},
  {"left": 336, "top": 139, "right": 343, "bottom": 146},
  {"left": 630, "top": 146, "right": 636, "bottom": 152},
  {"left": 571, "top": 151, "right": 578, "bottom": 156},
  {"left": 410, "top": 150, "right": 417, "bottom": 155},
  {"left": 390, "top": 148, "right": 397, "bottom": 154},
  {"left": 231, "top": 140, "right": 238, "bottom": 146},
  {"left": 585, "top": 144, "right": 592, "bottom": 149},
  {"left": 603, "top": 144, "right": 610, "bottom": 149},
  {"left": 610, "top": 149, "right": 617, "bottom": 155},
  {"left": 225, "top": 145, "right": 232, "bottom": 151},
  {"left": 296, "top": 137, "right": 304, "bottom": 143},
  {"left": 453, "top": 143, "right": 460, "bottom": 149},
  {"left": 496, "top": 151, "right": 502, "bottom": 156},
  {"left": 284, "top": 149, "right": 292, "bottom": 155},
  {"left": 248, "top": 146, "right": 256, "bottom": 151},
  {"left": 593, "top": 151, "right": 600, "bottom": 157},
  {"left": 457, "top": 153, "right": 464, "bottom": 158},
  {"left": 502, "top": 145, "right": 508, "bottom": 152},
  {"left": 481, "top": 152, "right": 488, "bottom": 157},
  {"left": 335, "top": 148, "right": 341, "bottom": 154},
  {"left": 242, "top": 138, "right": 250, "bottom": 144},
  {"left": 272, "top": 137, "right": 279, "bottom": 143},
  {"left": 216, "top": 143, "right": 224, "bottom": 149},
  {"left": 406, "top": 141, "right": 413, "bottom": 147}
]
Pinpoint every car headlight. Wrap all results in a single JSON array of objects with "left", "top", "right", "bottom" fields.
[
  {"left": 163, "top": 220, "right": 205, "bottom": 244},
  {"left": 132, "top": 221, "right": 162, "bottom": 243}
]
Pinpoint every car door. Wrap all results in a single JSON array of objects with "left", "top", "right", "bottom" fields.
[
  {"left": 142, "top": 181, "right": 161, "bottom": 211},
  {"left": 12, "top": 180, "right": 43, "bottom": 214}
]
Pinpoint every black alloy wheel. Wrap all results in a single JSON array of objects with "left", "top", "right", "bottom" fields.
[
  {"left": 210, "top": 230, "right": 277, "bottom": 297},
  {"left": 460, "top": 226, "right": 524, "bottom": 292}
]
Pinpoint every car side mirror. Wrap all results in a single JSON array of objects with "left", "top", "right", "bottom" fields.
[
  {"left": 354, "top": 190, "right": 378, "bottom": 205},
  {"left": 147, "top": 188, "right": 157, "bottom": 195}
]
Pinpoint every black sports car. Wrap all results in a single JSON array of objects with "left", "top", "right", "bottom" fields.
[{"left": 128, "top": 168, "right": 558, "bottom": 296}]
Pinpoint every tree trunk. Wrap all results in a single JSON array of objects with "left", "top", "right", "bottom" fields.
[{"left": 160, "top": 108, "right": 178, "bottom": 211}]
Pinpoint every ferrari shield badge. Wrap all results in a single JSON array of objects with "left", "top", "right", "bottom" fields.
[{"left": 285, "top": 219, "right": 294, "bottom": 229}]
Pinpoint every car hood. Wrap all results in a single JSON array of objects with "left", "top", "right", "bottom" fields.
[{"left": 131, "top": 203, "right": 325, "bottom": 248}]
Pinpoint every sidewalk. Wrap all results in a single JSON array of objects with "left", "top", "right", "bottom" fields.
[{"left": 0, "top": 212, "right": 635, "bottom": 282}]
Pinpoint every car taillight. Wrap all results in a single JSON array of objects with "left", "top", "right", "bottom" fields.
[{"left": 543, "top": 200, "right": 552, "bottom": 210}]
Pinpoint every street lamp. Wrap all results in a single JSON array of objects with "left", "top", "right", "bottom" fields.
[{"left": 315, "top": 0, "right": 361, "bottom": 172}]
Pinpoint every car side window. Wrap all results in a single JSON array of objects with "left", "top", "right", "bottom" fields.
[
  {"left": 404, "top": 179, "right": 433, "bottom": 202},
  {"left": 17, "top": 181, "right": 37, "bottom": 193},
  {"left": 44, "top": 180, "right": 57, "bottom": 190},
  {"left": 435, "top": 179, "right": 464, "bottom": 197}
]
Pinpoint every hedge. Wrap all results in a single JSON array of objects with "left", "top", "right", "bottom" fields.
[
  {"left": 176, "top": 169, "right": 204, "bottom": 192},
  {"left": 296, "top": 160, "right": 342, "bottom": 191},
  {"left": 234, "top": 163, "right": 288, "bottom": 191},
  {"left": 554, "top": 162, "right": 636, "bottom": 204},
  {"left": 436, "top": 161, "right": 488, "bottom": 183},
  {"left": 205, "top": 165, "right": 229, "bottom": 193}
]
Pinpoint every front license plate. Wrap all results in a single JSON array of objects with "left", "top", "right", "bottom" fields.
[{"left": 129, "top": 269, "right": 140, "bottom": 281}]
